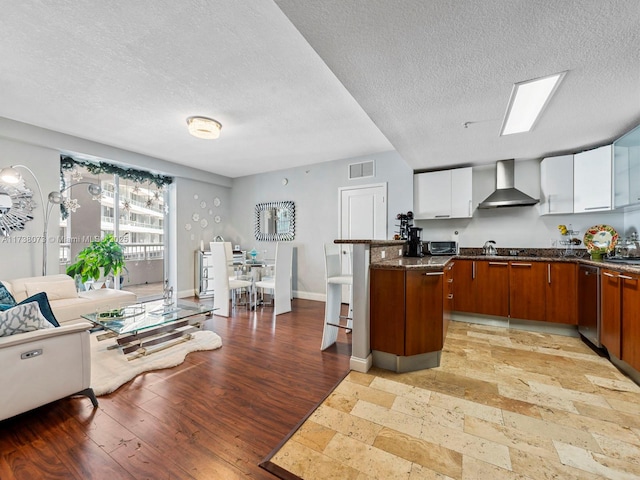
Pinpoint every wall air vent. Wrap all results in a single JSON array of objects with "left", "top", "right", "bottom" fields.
[{"left": 348, "top": 160, "right": 375, "bottom": 180}]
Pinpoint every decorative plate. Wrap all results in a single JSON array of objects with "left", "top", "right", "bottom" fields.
[{"left": 583, "top": 225, "right": 618, "bottom": 252}]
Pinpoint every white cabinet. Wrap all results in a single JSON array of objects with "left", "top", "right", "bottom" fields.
[
  {"left": 573, "top": 145, "right": 613, "bottom": 213},
  {"left": 413, "top": 167, "right": 473, "bottom": 219},
  {"left": 613, "top": 124, "right": 640, "bottom": 208},
  {"left": 539, "top": 155, "right": 574, "bottom": 215}
]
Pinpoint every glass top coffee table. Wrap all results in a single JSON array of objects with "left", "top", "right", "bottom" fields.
[{"left": 82, "top": 300, "right": 215, "bottom": 359}]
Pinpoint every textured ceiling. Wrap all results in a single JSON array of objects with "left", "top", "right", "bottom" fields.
[
  {"left": 0, "top": 1, "right": 638, "bottom": 178},
  {"left": 276, "top": 0, "right": 640, "bottom": 171}
]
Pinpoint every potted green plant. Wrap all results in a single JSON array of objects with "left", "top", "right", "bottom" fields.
[{"left": 66, "top": 234, "right": 128, "bottom": 288}]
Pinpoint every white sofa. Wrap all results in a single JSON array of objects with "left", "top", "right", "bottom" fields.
[
  {"left": 2, "top": 274, "right": 137, "bottom": 325},
  {"left": 0, "top": 320, "right": 98, "bottom": 421}
]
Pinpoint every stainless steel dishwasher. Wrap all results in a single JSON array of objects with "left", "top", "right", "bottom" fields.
[{"left": 578, "top": 264, "right": 601, "bottom": 348}]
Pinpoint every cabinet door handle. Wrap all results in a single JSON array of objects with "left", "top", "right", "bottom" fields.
[
  {"left": 584, "top": 205, "right": 608, "bottom": 210},
  {"left": 435, "top": 215, "right": 450, "bottom": 218},
  {"left": 548, "top": 195, "right": 552, "bottom": 213},
  {"left": 548, "top": 264, "right": 551, "bottom": 284},
  {"left": 511, "top": 263, "right": 532, "bottom": 267},
  {"left": 488, "top": 262, "right": 509, "bottom": 266},
  {"left": 448, "top": 278, "right": 454, "bottom": 283},
  {"left": 447, "top": 294, "right": 454, "bottom": 299},
  {"left": 472, "top": 261, "right": 476, "bottom": 279},
  {"left": 424, "top": 271, "right": 444, "bottom": 276},
  {"left": 603, "top": 271, "right": 617, "bottom": 278},
  {"left": 468, "top": 200, "right": 472, "bottom": 217},
  {"left": 619, "top": 274, "right": 636, "bottom": 280}
]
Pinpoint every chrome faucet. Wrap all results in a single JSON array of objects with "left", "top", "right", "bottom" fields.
[
  {"left": 482, "top": 240, "right": 497, "bottom": 256},
  {"left": 213, "top": 235, "right": 224, "bottom": 242}
]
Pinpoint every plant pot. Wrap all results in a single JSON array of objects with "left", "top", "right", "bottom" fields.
[{"left": 590, "top": 251, "right": 603, "bottom": 261}]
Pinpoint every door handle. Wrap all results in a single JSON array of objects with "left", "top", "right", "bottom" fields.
[
  {"left": 511, "top": 263, "right": 532, "bottom": 267},
  {"left": 424, "top": 271, "right": 444, "bottom": 276}
]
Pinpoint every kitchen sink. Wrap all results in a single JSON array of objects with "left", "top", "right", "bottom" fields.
[{"left": 604, "top": 257, "right": 640, "bottom": 265}]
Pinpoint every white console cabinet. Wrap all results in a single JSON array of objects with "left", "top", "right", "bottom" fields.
[
  {"left": 195, "top": 250, "right": 215, "bottom": 298},
  {"left": 413, "top": 167, "right": 473, "bottom": 219}
]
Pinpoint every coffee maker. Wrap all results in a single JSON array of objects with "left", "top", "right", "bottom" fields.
[{"left": 405, "top": 227, "right": 424, "bottom": 257}]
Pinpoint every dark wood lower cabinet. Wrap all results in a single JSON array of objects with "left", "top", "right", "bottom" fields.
[
  {"left": 601, "top": 269, "right": 622, "bottom": 358},
  {"left": 405, "top": 270, "right": 444, "bottom": 356},
  {"left": 476, "top": 261, "right": 509, "bottom": 317},
  {"left": 370, "top": 268, "right": 405, "bottom": 355},
  {"left": 452, "top": 259, "right": 476, "bottom": 313},
  {"left": 509, "top": 262, "right": 546, "bottom": 321},
  {"left": 546, "top": 262, "right": 578, "bottom": 325},
  {"left": 621, "top": 272, "right": 640, "bottom": 370},
  {"left": 370, "top": 267, "right": 443, "bottom": 357}
]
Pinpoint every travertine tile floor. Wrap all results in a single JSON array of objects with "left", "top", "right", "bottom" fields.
[{"left": 269, "top": 321, "right": 640, "bottom": 479}]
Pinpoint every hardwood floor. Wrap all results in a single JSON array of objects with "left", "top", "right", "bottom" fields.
[{"left": 0, "top": 299, "right": 352, "bottom": 479}]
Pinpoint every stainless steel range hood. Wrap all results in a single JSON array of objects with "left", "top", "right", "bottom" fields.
[{"left": 478, "top": 159, "right": 539, "bottom": 209}]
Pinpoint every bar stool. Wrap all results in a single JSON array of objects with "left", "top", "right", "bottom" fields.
[{"left": 321, "top": 243, "right": 353, "bottom": 350}]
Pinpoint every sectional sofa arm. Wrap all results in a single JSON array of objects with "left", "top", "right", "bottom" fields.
[{"left": 0, "top": 321, "right": 94, "bottom": 349}]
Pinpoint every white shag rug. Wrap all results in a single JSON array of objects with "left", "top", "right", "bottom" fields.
[{"left": 90, "top": 329, "right": 222, "bottom": 396}]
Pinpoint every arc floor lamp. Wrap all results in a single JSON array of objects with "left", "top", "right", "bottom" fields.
[{"left": 0, "top": 164, "right": 101, "bottom": 276}]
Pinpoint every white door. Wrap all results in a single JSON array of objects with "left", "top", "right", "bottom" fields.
[{"left": 339, "top": 184, "right": 387, "bottom": 301}]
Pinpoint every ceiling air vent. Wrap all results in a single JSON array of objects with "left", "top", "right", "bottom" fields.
[{"left": 348, "top": 160, "right": 375, "bottom": 180}]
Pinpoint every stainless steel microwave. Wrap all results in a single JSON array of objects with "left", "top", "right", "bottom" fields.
[{"left": 425, "top": 241, "right": 458, "bottom": 255}]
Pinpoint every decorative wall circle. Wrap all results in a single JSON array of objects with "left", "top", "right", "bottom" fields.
[
  {"left": 192, "top": 212, "right": 200, "bottom": 221},
  {"left": 193, "top": 194, "right": 199, "bottom": 200},
  {"left": 213, "top": 197, "right": 221, "bottom": 207},
  {"left": 184, "top": 223, "right": 192, "bottom": 231},
  {"left": 200, "top": 218, "right": 208, "bottom": 228},
  {"left": 214, "top": 215, "right": 221, "bottom": 224},
  {"left": 200, "top": 200, "right": 207, "bottom": 208}
]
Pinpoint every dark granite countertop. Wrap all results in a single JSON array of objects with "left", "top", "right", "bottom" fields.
[
  {"left": 372, "top": 253, "right": 640, "bottom": 274},
  {"left": 371, "top": 256, "right": 454, "bottom": 270},
  {"left": 334, "top": 239, "right": 405, "bottom": 246}
]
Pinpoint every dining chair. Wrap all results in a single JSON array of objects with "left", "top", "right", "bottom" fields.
[
  {"left": 210, "top": 242, "right": 253, "bottom": 317},
  {"left": 254, "top": 242, "right": 293, "bottom": 315},
  {"left": 321, "top": 243, "right": 353, "bottom": 350}
]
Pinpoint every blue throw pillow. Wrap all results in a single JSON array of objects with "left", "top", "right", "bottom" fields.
[
  {"left": 17, "top": 292, "right": 60, "bottom": 327},
  {"left": 0, "top": 282, "right": 16, "bottom": 309}
]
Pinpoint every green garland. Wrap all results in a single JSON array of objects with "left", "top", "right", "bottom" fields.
[
  {"left": 60, "top": 155, "right": 173, "bottom": 188},
  {"left": 59, "top": 155, "right": 173, "bottom": 219}
]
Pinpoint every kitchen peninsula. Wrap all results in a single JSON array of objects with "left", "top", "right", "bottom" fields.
[
  {"left": 333, "top": 239, "right": 405, "bottom": 372},
  {"left": 336, "top": 239, "right": 640, "bottom": 387}
]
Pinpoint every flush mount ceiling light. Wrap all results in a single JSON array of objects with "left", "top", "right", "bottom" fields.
[
  {"left": 186, "top": 116, "right": 222, "bottom": 139},
  {"left": 500, "top": 71, "right": 567, "bottom": 136}
]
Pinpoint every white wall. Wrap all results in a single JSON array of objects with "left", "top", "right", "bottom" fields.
[
  {"left": 173, "top": 177, "right": 232, "bottom": 297},
  {"left": 229, "top": 151, "right": 413, "bottom": 299},
  {"left": 0, "top": 137, "right": 61, "bottom": 278},
  {"left": 0, "top": 118, "right": 234, "bottom": 285},
  {"left": 415, "top": 159, "right": 626, "bottom": 249}
]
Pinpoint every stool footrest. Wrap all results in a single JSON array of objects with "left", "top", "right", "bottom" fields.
[{"left": 326, "top": 321, "right": 351, "bottom": 329}]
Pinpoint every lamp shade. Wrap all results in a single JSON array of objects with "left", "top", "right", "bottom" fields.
[
  {"left": 186, "top": 116, "right": 222, "bottom": 139},
  {"left": 0, "top": 167, "right": 22, "bottom": 184}
]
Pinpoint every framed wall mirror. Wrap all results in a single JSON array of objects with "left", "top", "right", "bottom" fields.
[
  {"left": 255, "top": 201, "right": 295, "bottom": 241},
  {"left": 0, "top": 182, "right": 36, "bottom": 237}
]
